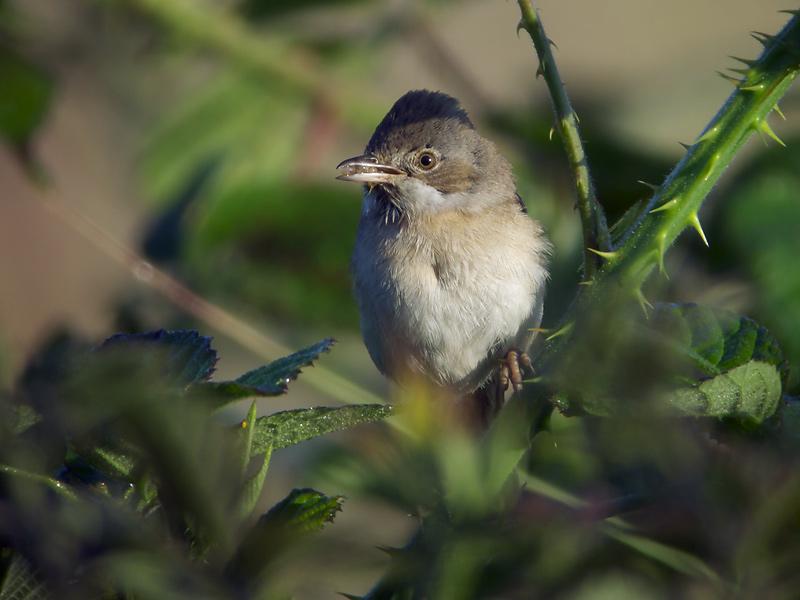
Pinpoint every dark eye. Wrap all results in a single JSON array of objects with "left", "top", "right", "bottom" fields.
[{"left": 417, "top": 151, "right": 437, "bottom": 170}]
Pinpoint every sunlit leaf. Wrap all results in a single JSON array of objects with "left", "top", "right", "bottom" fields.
[
  {"left": 249, "top": 404, "right": 392, "bottom": 456},
  {"left": 205, "top": 338, "right": 334, "bottom": 401},
  {"left": 670, "top": 361, "right": 782, "bottom": 424}
]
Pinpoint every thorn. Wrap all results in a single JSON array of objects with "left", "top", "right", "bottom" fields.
[
  {"left": 779, "top": 9, "right": 800, "bottom": 16},
  {"left": 695, "top": 125, "right": 720, "bottom": 143},
  {"left": 574, "top": 112, "right": 581, "bottom": 124},
  {"left": 577, "top": 280, "right": 594, "bottom": 286},
  {"left": 548, "top": 37, "right": 559, "bottom": 50},
  {"left": 635, "top": 288, "right": 654, "bottom": 315},
  {"left": 516, "top": 19, "right": 527, "bottom": 37},
  {"left": 729, "top": 55, "right": 756, "bottom": 68},
  {"left": 702, "top": 154, "right": 720, "bottom": 181},
  {"left": 756, "top": 118, "right": 786, "bottom": 147},
  {"left": 774, "top": 104, "right": 787, "bottom": 120},
  {"left": 717, "top": 71, "right": 743, "bottom": 85},
  {"left": 536, "top": 63, "right": 545, "bottom": 78},
  {"left": 689, "top": 212, "right": 709, "bottom": 247},
  {"left": 649, "top": 198, "right": 679, "bottom": 214},
  {"left": 587, "top": 247, "right": 618, "bottom": 261},
  {"left": 750, "top": 31, "right": 773, "bottom": 47},
  {"left": 678, "top": 141, "right": 692, "bottom": 150},
  {"left": 728, "top": 67, "right": 751, "bottom": 76},
  {"left": 740, "top": 82, "right": 766, "bottom": 92},
  {"left": 548, "top": 126, "right": 555, "bottom": 141},
  {"left": 529, "top": 327, "right": 550, "bottom": 334},
  {"left": 376, "top": 545, "right": 403, "bottom": 557},
  {"left": 637, "top": 180, "right": 659, "bottom": 191},
  {"left": 545, "top": 322, "right": 574, "bottom": 342}
]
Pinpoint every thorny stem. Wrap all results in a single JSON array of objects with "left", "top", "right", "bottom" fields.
[
  {"left": 532, "top": 11, "right": 800, "bottom": 403},
  {"left": 516, "top": 1, "right": 611, "bottom": 279}
]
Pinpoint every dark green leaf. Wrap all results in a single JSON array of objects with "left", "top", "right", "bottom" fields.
[
  {"left": 0, "top": 45, "right": 52, "bottom": 145},
  {"left": 259, "top": 488, "right": 342, "bottom": 534},
  {"left": 99, "top": 330, "right": 217, "bottom": 385},
  {"left": 226, "top": 488, "right": 343, "bottom": 584},
  {"left": 203, "top": 338, "right": 335, "bottom": 401},
  {"left": 249, "top": 403, "right": 392, "bottom": 456},
  {"left": 649, "top": 303, "right": 788, "bottom": 383},
  {"left": 670, "top": 361, "right": 782, "bottom": 424},
  {"left": 10, "top": 404, "right": 41, "bottom": 435}
]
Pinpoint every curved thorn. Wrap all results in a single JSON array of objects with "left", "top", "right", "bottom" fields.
[
  {"left": 635, "top": 288, "right": 654, "bottom": 315},
  {"left": 774, "top": 104, "right": 787, "bottom": 120},
  {"left": 548, "top": 126, "right": 555, "bottom": 141},
  {"left": 717, "top": 71, "right": 743, "bottom": 85},
  {"left": 689, "top": 212, "right": 709, "bottom": 247},
  {"left": 649, "top": 198, "right": 679, "bottom": 214},
  {"left": 529, "top": 327, "right": 550, "bottom": 334},
  {"left": 678, "top": 142, "right": 692, "bottom": 150},
  {"left": 587, "top": 247, "right": 618, "bottom": 261},
  {"left": 545, "top": 322, "right": 574, "bottom": 342},
  {"left": 577, "top": 280, "right": 594, "bottom": 286},
  {"left": 750, "top": 31, "right": 773, "bottom": 47},
  {"left": 516, "top": 19, "right": 527, "bottom": 37},
  {"left": 740, "top": 82, "right": 766, "bottom": 92},
  {"left": 656, "top": 238, "right": 669, "bottom": 279},
  {"left": 729, "top": 55, "right": 756, "bottom": 68},
  {"left": 637, "top": 180, "right": 659, "bottom": 191},
  {"left": 756, "top": 119, "right": 786, "bottom": 147},
  {"left": 695, "top": 125, "right": 720, "bottom": 143},
  {"left": 779, "top": 9, "right": 800, "bottom": 16},
  {"left": 548, "top": 37, "right": 559, "bottom": 50}
]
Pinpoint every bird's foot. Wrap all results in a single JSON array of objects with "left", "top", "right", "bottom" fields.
[{"left": 498, "top": 350, "right": 533, "bottom": 394}]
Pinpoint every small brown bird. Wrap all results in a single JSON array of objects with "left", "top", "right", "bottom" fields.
[{"left": 337, "top": 90, "right": 550, "bottom": 410}]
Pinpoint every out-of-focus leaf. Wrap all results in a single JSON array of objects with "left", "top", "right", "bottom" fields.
[
  {"left": 10, "top": 404, "right": 41, "bottom": 435},
  {"left": 0, "top": 553, "right": 49, "bottom": 600},
  {"left": 649, "top": 303, "right": 788, "bottom": 384},
  {"left": 203, "top": 338, "right": 334, "bottom": 402},
  {"left": 188, "top": 182, "right": 361, "bottom": 328},
  {"left": 238, "top": 445, "right": 271, "bottom": 519},
  {"left": 239, "top": 0, "right": 366, "bottom": 21},
  {"left": 670, "top": 361, "right": 782, "bottom": 424},
  {"left": 226, "top": 488, "right": 342, "bottom": 584},
  {"left": 140, "top": 74, "right": 307, "bottom": 205},
  {"left": 719, "top": 141, "right": 800, "bottom": 390},
  {"left": 250, "top": 404, "right": 392, "bottom": 456},
  {"left": 100, "top": 330, "right": 217, "bottom": 385},
  {"left": 0, "top": 45, "right": 52, "bottom": 145}
]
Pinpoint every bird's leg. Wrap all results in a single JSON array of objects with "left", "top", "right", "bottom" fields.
[{"left": 498, "top": 349, "right": 533, "bottom": 393}]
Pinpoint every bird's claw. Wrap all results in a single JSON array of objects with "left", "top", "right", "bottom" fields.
[{"left": 498, "top": 350, "right": 533, "bottom": 393}]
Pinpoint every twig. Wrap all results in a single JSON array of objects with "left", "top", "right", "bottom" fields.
[{"left": 516, "top": 1, "right": 611, "bottom": 278}]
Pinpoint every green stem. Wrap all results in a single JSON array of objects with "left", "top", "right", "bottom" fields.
[
  {"left": 0, "top": 464, "right": 78, "bottom": 501},
  {"left": 599, "top": 12, "right": 800, "bottom": 299},
  {"left": 516, "top": 1, "right": 611, "bottom": 278},
  {"left": 533, "top": 12, "right": 800, "bottom": 404}
]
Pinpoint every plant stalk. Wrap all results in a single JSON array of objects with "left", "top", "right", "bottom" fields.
[{"left": 516, "top": 0, "right": 611, "bottom": 278}]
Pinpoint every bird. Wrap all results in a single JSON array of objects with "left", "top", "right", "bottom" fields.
[{"left": 336, "top": 90, "right": 550, "bottom": 417}]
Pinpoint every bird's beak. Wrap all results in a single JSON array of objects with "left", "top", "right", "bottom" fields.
[{"left": 336, "top": 154, "right": 404, "bottom": 184}]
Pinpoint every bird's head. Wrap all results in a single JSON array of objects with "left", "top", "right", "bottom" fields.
[{"left": 336, "top": 90, "right": 515, "bottom": 216}]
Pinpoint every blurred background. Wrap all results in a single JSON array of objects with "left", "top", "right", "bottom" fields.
[{"left": 2, "top": 1, "right": 799, "bottom": 597}]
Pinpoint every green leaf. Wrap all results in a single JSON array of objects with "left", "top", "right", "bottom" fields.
[
  {"left": 0, "top": 45, "right": 52, "bottom": 145},
  {"left": 649, "top": 303, "right": 787, "bottom": 382},
  {"left": 10, "top": 404, "right": 41, "bottom": 435},
  {"left": 99, "top": 330, "right": 217, "bottom": 385},
  {"left": 203, "top": 338, "right": 335, "bottom": 402},
  {"left": 0, "top": 553, "right": 49, "bottom": 600},
  {"left": 670, "top": 361, "right": 782, "bottom": 424},
  {"left": 226, "top": 488, "right": 343, "bottom": 584},
  {"left": 249, "top": 403, "right": 392, "bottom": 456},
  {"left": 238, "top": 445, "right": 272, "bottom": 519},
  {"left": 259, "top": 488, "right": 342, "bottom": 534}
]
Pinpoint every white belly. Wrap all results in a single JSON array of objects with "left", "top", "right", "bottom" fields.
[{"left": 352, "top": 204, "right": 548, "bottom": 393}]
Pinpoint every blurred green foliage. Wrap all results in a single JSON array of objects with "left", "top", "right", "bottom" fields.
[{"left": 2, "top": 0, "right": 800, "bottom": 598}]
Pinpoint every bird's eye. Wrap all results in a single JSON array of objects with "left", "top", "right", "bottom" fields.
[{"left": 417, "top": 151, "right": 437, "bottom": 170}]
